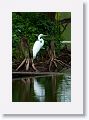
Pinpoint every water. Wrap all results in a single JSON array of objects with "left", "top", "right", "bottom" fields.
[{"left": 12, "top": 72, "right": 71, "bottom": 102}]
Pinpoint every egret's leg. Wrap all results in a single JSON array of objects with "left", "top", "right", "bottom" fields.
[{"left": 16, "top": 58, "right": 26, "bottom": 71}]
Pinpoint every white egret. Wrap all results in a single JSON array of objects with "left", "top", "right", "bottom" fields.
[
  {"left": 33, "top": 34, "right": 47, "bottom": 59},
  {"left": 32, "top": 34, "right": 47, "bottom": 71}
]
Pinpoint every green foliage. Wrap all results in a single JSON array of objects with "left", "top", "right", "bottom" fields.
[{"left": 12, "top": 12, "right": 71, "bottom": 62}]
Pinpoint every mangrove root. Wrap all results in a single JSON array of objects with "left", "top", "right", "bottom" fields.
[{"left": 16, "top": 59, "right": 26, "bottom": 71}]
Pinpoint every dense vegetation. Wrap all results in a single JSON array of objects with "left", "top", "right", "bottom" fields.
[{"left": 12, "top": 12, "right": 71, "bottom": 72}]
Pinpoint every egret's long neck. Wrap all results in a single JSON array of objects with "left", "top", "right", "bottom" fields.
[{"left": 38, "top": 35, "right": 41, "bottom": 40}]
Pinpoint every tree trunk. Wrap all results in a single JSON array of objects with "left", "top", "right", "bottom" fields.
[{"left": 16, "top": 37, "right": 31, "bottom": 71}]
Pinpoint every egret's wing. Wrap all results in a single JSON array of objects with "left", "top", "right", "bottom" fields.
[{"left": 33, "top": 40, "right": 41, "bottom": 59}]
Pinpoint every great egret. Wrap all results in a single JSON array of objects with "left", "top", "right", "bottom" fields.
[
  {"left": 33, "top": 34, "right": 47, "bottom": 59},
  {"left": 32, "top": 34, "right": 47, "bottom": 71}
]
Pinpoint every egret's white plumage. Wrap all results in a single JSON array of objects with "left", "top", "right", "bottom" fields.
[{"left": 33, "top": 34, "right": 45, "bottom": 59}]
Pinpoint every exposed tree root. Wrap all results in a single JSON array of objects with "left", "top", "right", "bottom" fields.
[
  {"left": 32, "top": 62, "right": 39, "bottom": 72},
  {"left": 16, "top": 58, "right": 39, "bottom": 72},
  {"left": 16, "top": 59, "right": 26, "bottom": 71},
  {"left": 48, "top": 41, "right": 70, "bottom": 71},
  {"left": 48, "top": 57, "right": 70, "bottom": 71},
  {"left": 16, "top": 37, "right": 39, "bottom": 72},
  {"left": 56, "top": 59, "right": 70, "bottom": 67},
  {"left": 16, "top": 58, "right": 30, "bottom": 71},
  {"left": 26, "top": 58, "right": 30, "bottom": 71}
]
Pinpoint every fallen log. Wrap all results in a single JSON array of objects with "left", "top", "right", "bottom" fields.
[
  {"left": 12, "top": 72, "right": 64, "bottom": 78},
  {"left": 12, "top": 73, "right": 64, "bottom": 81},
  {"left": 13, "top": 72, "right": 63, "bottom": 75}
]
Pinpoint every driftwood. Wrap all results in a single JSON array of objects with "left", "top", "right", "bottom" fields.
[
  {"left": 12, "top": 72, "right": 64, "bottom": 80},
  {"left": 13, "top": 72, "right": 64, "bottom": 75},
  {"left": 12, "top": 72, "right": 64, "bottom": 78}
]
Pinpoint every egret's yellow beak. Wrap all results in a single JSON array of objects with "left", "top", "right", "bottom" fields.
[{"left": 43, "top": 35, "right": 47, "bottom": 36}]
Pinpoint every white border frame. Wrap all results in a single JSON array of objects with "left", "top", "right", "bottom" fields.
[{"left": 0, "top": 0, "right": 83, "bottom": 114}]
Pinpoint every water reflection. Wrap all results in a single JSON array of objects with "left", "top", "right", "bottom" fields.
[
  {"left": 57, "top": 75, "right": 71, "bottom": 102},
  {"left": 12, "top": 73, "right": 71, "bottom": 102},
  {"left": 34, "top": 78, "right": 45, "bottom": 102}
]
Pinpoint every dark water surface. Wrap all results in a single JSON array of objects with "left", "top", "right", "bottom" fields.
[{"left": 12, "top": 71, "right": 71, "bottom": 102}]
